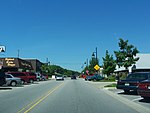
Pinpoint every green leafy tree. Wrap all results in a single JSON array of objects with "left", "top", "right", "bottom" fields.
[
  {"left": 114, "top": 38, "right": 139, "bottom": 70},
  {"left": 41, "top": 64, "right": 80, "bottom": 77},
  {"left": 88, "top": 57, "right": 99, "bottom": 74},
  {"left": 41, "top": 64, "right": 49, "bottom": 74},
  {"left": 64, "top": 70, "right": 73, "bottom": 77},
  {"left": 102, "top": 50, "right": 116, "bottom": 76}
]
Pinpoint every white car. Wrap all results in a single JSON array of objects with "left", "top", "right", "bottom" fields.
[
  {"left": 5, "top": 74, "right": 22, "bottom": 86},
  {"left": 56, "top": 75, "right": 64, "bottom": 81}
]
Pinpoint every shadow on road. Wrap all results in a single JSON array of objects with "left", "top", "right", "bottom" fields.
[
  {"left": 0, "top": 87, "right": 12, "bottom": 90},
  {"left": 14, "top": 85, "right": 24, "bottom": 87},
  {"left": 118, "top": 91, "right": 138, "bottom": 96},
  {"left": 139, "top": 99, "right": 150, "bottom": 103}
]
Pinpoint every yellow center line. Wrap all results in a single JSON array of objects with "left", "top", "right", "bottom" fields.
[{"left": 17, "top": 83, "right": 64, "bottom": 113}]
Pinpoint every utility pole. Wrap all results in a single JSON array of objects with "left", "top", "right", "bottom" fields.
[
  {"left": 96, "top": 47, "right": 97, "bottom": 61},
  {"left": 46, "top": 58, "right": 50, "bottom": 65},
  {"left": 18, "top": 50, "right": 20, "bottom": 58}
]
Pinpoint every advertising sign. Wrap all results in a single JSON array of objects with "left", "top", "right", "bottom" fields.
[{"left": 0, "top": 46, "right": 6, "bottom": 52}]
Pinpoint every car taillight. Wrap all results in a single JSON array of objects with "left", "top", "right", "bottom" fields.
[{"left": 138, "top": 84, "right": 147, "bottom": 90}]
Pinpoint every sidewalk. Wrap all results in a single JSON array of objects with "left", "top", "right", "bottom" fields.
[{"left": 87, "top": 81, "right": 117, "bottom": 89}]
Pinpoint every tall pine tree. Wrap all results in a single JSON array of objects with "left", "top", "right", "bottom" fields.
[{"left": 102, "top": 50, "right": 116, "bottom": 76}]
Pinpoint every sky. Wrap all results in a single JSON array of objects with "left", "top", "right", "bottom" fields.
[{"left": 0, "top": 0, "right": 150, "bottom": 72}]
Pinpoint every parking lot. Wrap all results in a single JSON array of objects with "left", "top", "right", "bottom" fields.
[{"left": 86, "top": 80, "right": 150, "bottom": 109}]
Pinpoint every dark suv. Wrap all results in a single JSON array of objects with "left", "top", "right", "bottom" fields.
[
  {"left": 116, "top": 72, "right": 150, "bottom": 93},
  {"left": 7, "top": 72, "right": 36, "bottom": 84}
]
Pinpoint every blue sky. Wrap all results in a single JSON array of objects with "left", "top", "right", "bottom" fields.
[{"left": 0, "top": 0, "right": 150, "bottom": 72}]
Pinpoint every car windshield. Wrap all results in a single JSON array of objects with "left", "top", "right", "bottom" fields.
[
  {"left": 56, "top": 75, "right": 62, "bottom": 77},
  {"left": 6, "top": 74, "right": 12, "bottom": 78},
  {"left": 126, "top": 73, "right": 149, "bottom": 80}
]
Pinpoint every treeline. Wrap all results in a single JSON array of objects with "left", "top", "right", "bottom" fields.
[{"left": 41, "top": 64, "right": 80, "bottom": 77}]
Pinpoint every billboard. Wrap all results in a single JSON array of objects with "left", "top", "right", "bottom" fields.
[{"left": 0, "top": 46, "right": 6, "bottom": 52}]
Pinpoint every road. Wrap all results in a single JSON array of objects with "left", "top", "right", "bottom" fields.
[{"left": 0, "top": 78, "right": 149, "bottom": 113}]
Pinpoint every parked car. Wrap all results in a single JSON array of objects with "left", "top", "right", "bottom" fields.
[
  {"left": 90, "top": 74, "right": 104, "bottom": 81},
  {"left": 137, "top": 79, "right": 150, "bottom": 100},
  {"left": 7, "top": 72, "right": 36, "bottom": 84},
  {"left": 36, "top": 72, "right": 42, "bottom": 81},
  {"left": 0, "top": 71, "right": 6, "bottom": 86},
  {"left": 71, "top": 75, "right": 76, "bottom": 80},
  {"left": 27, "top": 72, "right": 37, "bottom": 83},
  {"left": 41, "top": 74, "right": 48, "bottom": 81},
  {"left": 116, "top": 72, "right": 150, "bottom": 93},
  {"left": 5, "top": 74, "right": 21, "bottom": 86},
  {"left": 35, "top": 73, "right": 48, "bottom": 81},
  {"left": 85, "top": 76, "right": 92, "bottom": 81},
  {"left": 43, "top": 74, "right": 48, "bottom": 79},
  {"left": 56, "top": 75, "right": 64, "bottom": 81}
]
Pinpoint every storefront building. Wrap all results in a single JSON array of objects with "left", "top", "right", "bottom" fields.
[
  {"left": 115, "top": 53, "right": 150, "bottom": 73},
  {"left": 0, "top": 58, "right": 33, "bottom": 72},
  {"left": 24, "top": 59, "right": 44, "bottom": 72}
]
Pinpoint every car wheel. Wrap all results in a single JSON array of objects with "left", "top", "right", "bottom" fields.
[
  {"left": 10, "top": 81, "right": 17, "bottom": 87},
  {"left": 21, "top": 80, "right": 25, "bottom": 84},
  {"left": 93, "top": 79, "right": 96, "bottom": 81},
  {"left": 124, "top": 90, "right": 130, "bottom": 94},
  {"left": 29, "top": 79, "right": 34, "bottom": 83}
]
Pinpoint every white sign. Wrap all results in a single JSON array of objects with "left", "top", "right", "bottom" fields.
[
  {"left": 0, "top": 61, "right": 3, "bottom": 69},
  {"left": 0, "top": 46, "right": 6, "bottom": 52}
]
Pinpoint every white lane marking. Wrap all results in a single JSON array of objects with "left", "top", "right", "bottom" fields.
[
  {"left": 132, "top": 97, "right": 143, "bottom": 102},
  {"left": 116, "top": 90, "right": 124, "bottom": 94}
]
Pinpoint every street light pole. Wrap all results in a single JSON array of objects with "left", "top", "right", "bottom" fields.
[
  {"left": 18, "top": 50, "right": 20, "bottom": 58},
  {"left": 95, "top": 47, "right": 97, "bottom": 61},
  {"left": 84, "top": 58, "right": 88, "bottom": 67},
  {"left": 86, "top": 58, "right": 88, "bottom": 67},
  {"left": 92, "top": 47, "right": 98, "bottom": 60}
]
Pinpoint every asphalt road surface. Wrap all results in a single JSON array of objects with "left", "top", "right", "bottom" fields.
[{"left": 0, "top": 78, "right": 149, "bottom": 113}]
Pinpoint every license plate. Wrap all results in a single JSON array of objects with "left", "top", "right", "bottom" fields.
[{"left": 125, "top": 83, "right": 129, "bottom": 86}]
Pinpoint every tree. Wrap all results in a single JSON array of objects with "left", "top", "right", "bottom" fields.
[
  {"left": 114, "top": 38, "right": 139, "bottom": 70},
  {"left": 41, "top": 64, "right": 49, "bottom": 75},
  {"left": 88, "top": 57, "right": 99, "bottom": 74},
  {"left": 102, "top": 50, "right": 116, "bottom": 76},
  {"left": 41, "top": 64, "right": 80, "bottom": 77}
]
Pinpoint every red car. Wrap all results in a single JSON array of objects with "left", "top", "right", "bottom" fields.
[
  {"left": 137, "top": 79, "right": 150, "bottom": 100},
  {"left": 41, "top": 74, "right": 49, "bottom": 81},
  {"left": 6, "top": 72, "right": 36, "bottom": 84}
]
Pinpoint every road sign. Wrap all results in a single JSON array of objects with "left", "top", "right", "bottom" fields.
[
  {"left": 0, "top": 46, "right": 6, "bottom": 52},
  {"left": 94, "top": 65, "right": 100, "bottom": 71},
  {"left": 86, "top": 70, "right": 89, "bottom": 74}
]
